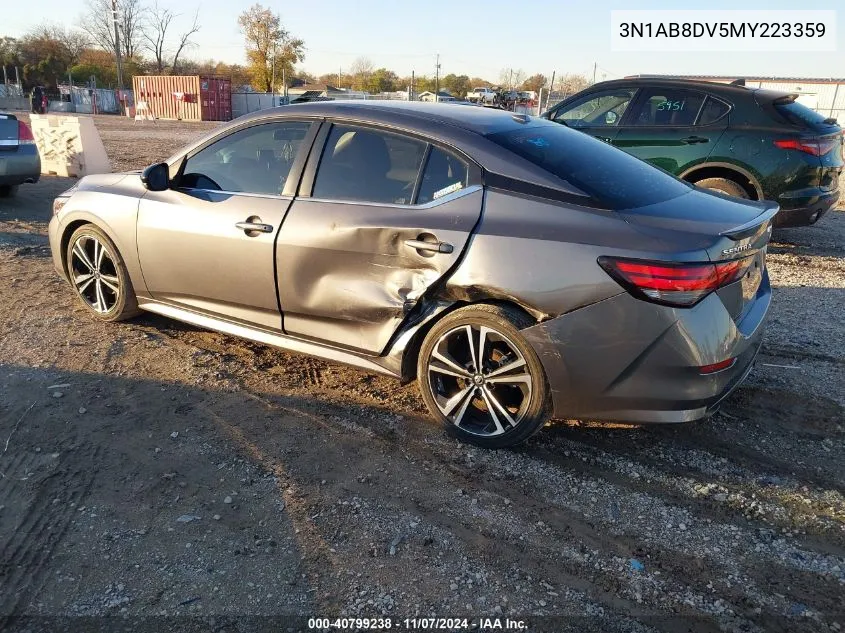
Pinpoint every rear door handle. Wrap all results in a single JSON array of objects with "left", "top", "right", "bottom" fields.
[
  {"left": 235, "top": 221, "right": 274, "bottom": 234},
  {"left": 681, "top": 136, "right": 709, "bottom": 144},
  {"left": 404, "top": 239, "right": 454, "bottom": 254}
]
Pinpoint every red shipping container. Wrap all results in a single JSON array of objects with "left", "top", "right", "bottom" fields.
[{"left": 132, "top": 75, "right": 232, "bottom": 122}]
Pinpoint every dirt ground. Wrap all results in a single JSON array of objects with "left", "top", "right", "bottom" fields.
[{"left": 0, "top": 114, "right": 843, "bottom": 633}]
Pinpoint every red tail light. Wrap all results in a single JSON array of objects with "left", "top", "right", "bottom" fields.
[
  {"left": 17, "top": 121, "right": 35, "bottom": 144},
  {"left": 598, "top": 256, "right": 754, "bottom": 307},
  {"left": 774, "top": 136, "right": 840, "bottom": 156}
]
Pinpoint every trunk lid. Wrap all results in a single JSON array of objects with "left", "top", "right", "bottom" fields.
[
  {"left": 618, "top": 188, "right": 777, "bottom": 321},
  {"left": 0, "top": 113, "right": 19, "bottom": 152}
]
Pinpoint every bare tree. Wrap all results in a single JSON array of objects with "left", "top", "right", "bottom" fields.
[
  {"left": 349, "top": 56, "right": 373, "bottom": 91},
  {"left": 142, "top": 3, "right": 200, "bottom": 74},
  {"left": 498, "top": 67, "right": 526, "bottom": 90},
  {"left": 556, "top": 73, "right": 589, "bottom": 97},
  {"left": 79, "top": 0, "right": 143, "bottom": 59},
  {"left": 171, "top": 10, "right": 200, "bottom": 74}
]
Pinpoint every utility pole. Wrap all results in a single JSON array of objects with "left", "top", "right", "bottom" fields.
[
  {"left": 546, "top": 70, "right": 555, "bottom": 113},
  {"left": 338, "top": 67, "right": 342, "bottom": 89},
  {"left": 592, "top": 61, "right": 597, "bottom": 85},
  {"left": 434, "top": 54, "right": 440, "bottom": 100},
  {"left": 111, "top": 0, "right": 124, "bottom": 89},
  {"left": 410, "top": 70, "right": 414, "bottom": 101},
  {"left": 271, "top": 43, "right": 276, "bottom": 97}
]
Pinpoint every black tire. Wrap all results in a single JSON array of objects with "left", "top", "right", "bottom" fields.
[
  {"left": 417, "top": 303, "right": 551, "bottom": 449},
  {"left": 65, "top": 224, "right": 141, "bottom": 322},
  {"left": 695, "top": 177, "right": 750, "bottom": 200},
  {"left": 0, "top": 185, "right": 19, "bottom": 198}
]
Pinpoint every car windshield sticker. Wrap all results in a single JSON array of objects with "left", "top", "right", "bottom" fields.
[{"left": 433, "top": 182, "right": 463, "bottom": 199}]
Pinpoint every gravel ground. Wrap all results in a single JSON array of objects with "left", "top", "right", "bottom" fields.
[{"left": 0, "top": 114, "right": 843, "bottom": 633}]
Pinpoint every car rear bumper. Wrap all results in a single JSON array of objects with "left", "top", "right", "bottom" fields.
[
  {"left": 0, "top": 145, "right": 41, "bottom": 186},
  {"left": 521, "top": 271, "right": 770, "bottom": 423},
  {"left": 774, "top": 187, "right": 839, "bottom": 227}
]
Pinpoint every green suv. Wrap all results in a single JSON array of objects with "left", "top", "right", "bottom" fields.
[{"left": 543, "top": 78, "right": 843, "bottom": 227}]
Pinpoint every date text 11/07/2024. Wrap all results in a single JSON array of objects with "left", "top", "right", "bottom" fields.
[{"left": 307, "top": 617, "right": 529, "bottom": 630}]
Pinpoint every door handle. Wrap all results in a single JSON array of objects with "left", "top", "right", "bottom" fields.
[
  {"left": 404, "top": 239, "right": 454, "bottom": 254},
  {"left": 235, "top": 221, "right": 274, "bottom": 234},
  {"left": 681, "top": 136, "right": 709, "bottom": 144}
]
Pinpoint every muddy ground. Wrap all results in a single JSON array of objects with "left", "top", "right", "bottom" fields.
[{"left": 0, "top": 114, "right": 843, "bottom": 633}]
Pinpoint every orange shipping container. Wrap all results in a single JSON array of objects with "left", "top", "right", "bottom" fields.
[{"left": 131, "top": 75, "right": 232, "bottom": 122}]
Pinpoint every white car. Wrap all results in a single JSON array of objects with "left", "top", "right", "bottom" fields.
[{"left": 466, "top": 87, "right": 496, "bottom": 104}]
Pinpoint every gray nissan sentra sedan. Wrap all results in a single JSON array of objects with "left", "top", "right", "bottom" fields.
[{"left": 48, "top": 101, "right": 776, "bottom": 448}]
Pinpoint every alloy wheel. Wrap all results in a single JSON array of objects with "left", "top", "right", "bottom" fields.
[
  {"left": 426, "top": 324, "right": 533, "bottom": 437},
  {"left": 69, "top": 235, "right": 121, "bottom": 314}
]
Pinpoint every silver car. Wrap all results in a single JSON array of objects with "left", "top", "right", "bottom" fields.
[{"left": 48, "top": 102, "right": 775, "bottom": 448}]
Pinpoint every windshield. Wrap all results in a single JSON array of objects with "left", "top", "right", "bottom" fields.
[{"left": 486, "top": 123, "right": 692, "bottom": 210}]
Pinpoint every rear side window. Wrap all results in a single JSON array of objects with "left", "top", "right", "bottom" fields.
[
  {"left": 629, "top": 89, "right": 705, "bottom": 126},
  {"left": 486, "top": 123, "right": 691, "bottom": 210},
  {"left": 697, "top": 97, "right": 730, "bottom": 125},
  {"left": 313, "top": 125, "right": 426, "bottom": 204},
  {"left": 417, "top": 147, "right": 469, "bottom": 204}
]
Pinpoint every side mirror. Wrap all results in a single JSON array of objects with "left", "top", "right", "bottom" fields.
[{"left": 141, "top": 162, "right": 170, "bottom": 191}]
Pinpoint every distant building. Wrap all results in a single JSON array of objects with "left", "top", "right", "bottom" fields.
[
  {"left": 418, "top": 90, "right": 455, "bottom": 102},
  {"left": 286, "top": 83, "right": 346, "bottom": 100}
]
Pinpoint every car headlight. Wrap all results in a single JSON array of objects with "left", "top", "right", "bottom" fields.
[{"left": 52, "top": 184, "right": 79, "bottom": 215}]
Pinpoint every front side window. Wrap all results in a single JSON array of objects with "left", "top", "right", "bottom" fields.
[
  {"left": 554, "top": 89, "right": 635, "bottom": 128},
  {"left": 181, "top": 121, "right": 311, "bottom": 195},
  {"left": 629, "top": 89, "right": 706, "bottom": 126},
  {"left": 312, "top": 125, "right": 426, "bottom": 204},
  {"left": 417, "top": 147, "right": 470, "bottom": 204}
]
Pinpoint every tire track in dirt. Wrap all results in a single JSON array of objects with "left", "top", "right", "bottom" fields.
[{"left": 0, "top": 441, "right": 101, "bottom": 615}]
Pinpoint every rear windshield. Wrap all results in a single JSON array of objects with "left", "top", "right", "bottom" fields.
[
  {"left": 775, "top": 100, "right": 836, "bottom": 129},
  {"left": 486, "top": 123, "right": 691, "bottom": 210}
]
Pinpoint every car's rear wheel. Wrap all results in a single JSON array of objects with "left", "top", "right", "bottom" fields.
[
  {"left": 417, "top": 304, "right": 551, "bottom": 448},
  {"left": 66, "top": 224, "right": 140, "bottom": 322},
  {"left": 0, "top": 185, "right": 19, "bottom": 198},
  {"left": 696, "top": 177, "right": 750, "bottom": 200}
]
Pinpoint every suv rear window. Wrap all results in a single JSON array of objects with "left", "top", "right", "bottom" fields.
[
  {"left": 775, "top": 99, "right": 834, "bottom": 128},
  {"left": 487, "top": 123, "right": 691, "bottom": 210}
]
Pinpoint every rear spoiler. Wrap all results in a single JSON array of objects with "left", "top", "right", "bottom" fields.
[{"left": 720, "top": 203, "right": 779, "bottom": 241}]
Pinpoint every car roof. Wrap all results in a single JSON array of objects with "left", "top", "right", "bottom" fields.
[
  {"left": 588, "top": 77, "right": 783, "bottom": 97},
  {"left": 238, "top": 100, "right": 533, "bottom": 136}
]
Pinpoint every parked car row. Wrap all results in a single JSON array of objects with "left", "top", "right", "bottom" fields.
[
  {"left": 542, "top": 78, "right": 843, "bottom": 227},
  {"left": 49, "top": 101, "right": 777, "bottom": 447}
]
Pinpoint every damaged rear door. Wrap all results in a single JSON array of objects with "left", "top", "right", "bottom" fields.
[{"left": 276, "top": 122, "right": 483, "bottom": 354}]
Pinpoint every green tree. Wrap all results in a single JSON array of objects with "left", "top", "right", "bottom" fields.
[
  {"left": 238, "top": 3, "right": 304, "bottom": 92},
  {"left": 441, "top": 73, "right": 470, "bottom": 98},
  {"left": 366, "top": 67, "right": 398, "bottom": 94},
  {"left": 520, "top": 73, "right": 547, "bottom": 93}
]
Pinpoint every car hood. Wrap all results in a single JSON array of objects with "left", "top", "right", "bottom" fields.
[{"left": 77, "top": 172, "right": 134, "bottom": 191}]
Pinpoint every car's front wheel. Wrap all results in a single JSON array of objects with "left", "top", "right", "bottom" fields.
[
  {"left": 66, "top": 224, "right": 140, "bottom": 321},
  {"left": 417, "top": 304, "right": 551, "bottom": 448}
]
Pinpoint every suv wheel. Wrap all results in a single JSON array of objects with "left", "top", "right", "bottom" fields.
[{"left": 696, "top": 177, "right": 750, "bottom": 200}]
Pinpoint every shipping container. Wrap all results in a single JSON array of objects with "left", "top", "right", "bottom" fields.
[{"left": 131, "top": 75, "right": 232, "bottom": 121}]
